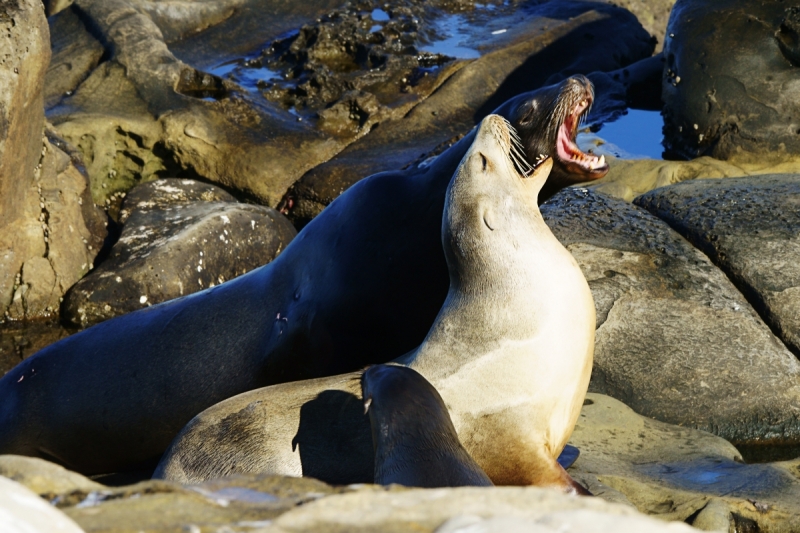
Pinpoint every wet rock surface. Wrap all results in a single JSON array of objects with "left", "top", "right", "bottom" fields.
[
  {"left": 283, "top": 1, "right": 655, "bottom": 225},
  {"left": 62, "top": 179, "right": 296, "bottom": 328},
  {"left": 542, "top": 188, "right": 800, "bottom": 452},
  {"left": 661, "top": 0, "right": 800, "bottom": 162},
  {"left": 636, "top": 175, "right": 800, "bottom": 364}
]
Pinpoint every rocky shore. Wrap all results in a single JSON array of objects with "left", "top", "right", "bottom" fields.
[{"left": 3, "top": 0, "right": 800, "bottom": 531}]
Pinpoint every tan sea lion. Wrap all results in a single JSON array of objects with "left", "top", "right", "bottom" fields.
[
  {"left": 154, "top": 114, "right": 596, "bottom": 493},
  {"left": 361, "top": 364, "right": 493, "bottom": 488}
]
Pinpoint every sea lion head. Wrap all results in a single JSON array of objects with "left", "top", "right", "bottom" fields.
[
  {"left": 507, "top": 75, "right": 608, "bottom": 202},
  {"left": 443, "top": 114, "right": 553, "bottom": 285},
  {"left": 360, "top": 364, "right": 493, "bottom": 488}
]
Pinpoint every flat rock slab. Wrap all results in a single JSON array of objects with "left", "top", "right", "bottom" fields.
[
  {"left": 541, "top": 188, "right": 800, "bottom": 451},
  {"left": 570, "top": 393, "right": 800, "bottom": 532},
  {"left": 62, "top": 179, "right": 296, "bottom": 327},
  {"left": 635, "top": 175, "right": 800, "bottom": 361}
]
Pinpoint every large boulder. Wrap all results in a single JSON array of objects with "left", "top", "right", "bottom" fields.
[
  {"left": 62, "top": 179, "right": 296, "bottom": 327},
  {"left": 636, "top": 174, "right": 800, "bottom": 366},
  {"left": 0, "top": 1, "right": 104, "bottom": 320},
  {"left": 541, "top": 188, "right": 800, "bottom": 453},
  {"left": 661, "top": 0, "right": 800, "bottom": 162}
]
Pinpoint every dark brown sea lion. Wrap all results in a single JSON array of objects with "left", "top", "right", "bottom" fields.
[
  {"left": 0, "top": 76, "right": 605, "bottom": 476},
  {"left": 362, "top": 364, "right": 493, "bottom": 488},
  {"left": 155, "top": 115, "right": 595, "bottom": 495}
]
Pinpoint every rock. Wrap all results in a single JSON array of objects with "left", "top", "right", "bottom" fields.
[
  {"left": 595, "top": 0, "right": 675, "bottom": 52},
  {"left": 588, "top": 156, "right": 800, "bottom": 202},
  {"left": 0, "top": 475, "right": 86, "bottom": 533},
  {"left": 0, "top": 455, "right": 103, "bottom": 496},
  {"left": 0, "top": 0, "right": 104, "bottom": 321},
  {"left": 128, "top": 0, "right": 246, "bottom": 43},
  {"left": 0, "top": 320, "right": 73, "bottom": 377},
  {"left": 47, "top": 0, "right": 466, "bottom": 208},
  {"left": 61, "top": 474, "right": 343, "bottom": 533},
  {"left": 569, "top": 393, "right": 800, "bottom": 532},
  {"left": 635, "top": 175, "right": 800, "bottom": 377},
  {"left": 540, "top": 188, "right": 800, "bottom": 451},
  {"left": 662, "top": 0, "right": 800, "bottom": 162},
  {"left": 45, "top": 6, "right": 105, "bottom": 109},
  {"left": 283, "top": 1, "right": 656, "bottom": 226},
  {"left": 267, "top": 485, "right": 695, "bottom": 533},
  {"left": 62, "top": 179, "right": 296, "bottom": 327}
]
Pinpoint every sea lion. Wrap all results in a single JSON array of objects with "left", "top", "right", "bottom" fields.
[
  {"left": 0, "top": 76, "right": 605, "bottom": 476},
  {"left": 361, "top": 364, "right": 493, "bottom": 488},
  {"left": 155, "top": 115, "right": 595, "bottom": 495}
]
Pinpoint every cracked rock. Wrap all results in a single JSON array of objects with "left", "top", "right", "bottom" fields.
[
  {"left": 636, "top": 174, "right": 800, "bottom": 370},
  {"left": 61, "top": 179, "right": 296, "bottom": 328},
  {"left": 541, "top": 188, "right": 800, "bottom": 453}
]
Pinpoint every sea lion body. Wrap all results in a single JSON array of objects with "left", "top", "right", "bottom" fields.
[
  {"left": 361, "top": 364, "right": 493, "bottom": 488},
  {"left": 156, "top": 115, "right": 595, "bottom": 493},
  {"left": 0, "top": 77, "right": 604, "bottom": 476}
]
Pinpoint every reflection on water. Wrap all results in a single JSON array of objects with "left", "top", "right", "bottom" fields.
[
  {"left": 639, "top": 457, "right": 791, "bottom": 497},
  {"left": 578, "top": 109, "right": 664, "bottom": 160},
  {"left": 421, "top": 13, "right": 481, "bottom": 59}
]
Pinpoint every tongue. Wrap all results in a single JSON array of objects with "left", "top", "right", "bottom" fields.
[{"left": 556, "top": 122, "right": 576, "bottom": 162}]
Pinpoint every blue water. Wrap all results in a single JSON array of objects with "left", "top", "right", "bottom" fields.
[
  {"left": 420, "top": 13, "right": 481, "bottom": 60},
  {"left": 589, "top": 109, "right": 664, "bottom": 159},
  {"left": 371, "top": 8, "right": 390, "bottom": 22},
  {"left": 208, "top": 60, "right": 283, "bottom": 91}
]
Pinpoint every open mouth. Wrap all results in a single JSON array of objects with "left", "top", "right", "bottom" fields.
[
  {"left": 556, "top": 96, "right": 607, "bottom": 176},
  {"left": 507, "top": 121, "right": 548, "bottom": 178}
]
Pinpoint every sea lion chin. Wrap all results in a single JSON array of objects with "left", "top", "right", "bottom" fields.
[{"left": 155, "top": 115, "right": 595, "bottom": 496}]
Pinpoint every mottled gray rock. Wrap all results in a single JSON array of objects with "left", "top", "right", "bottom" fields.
[
  {"left": 0, "top": 475, "right": 85, "bottom": 533},
  {"left": 62, "top": 179, "right": 296, "bottom": 327},
  {"left": 541, "top": 188, "right": 800, "bottom": 450},
  {"left": 635, "top": 175, "right": 800, "bottom": 361},
  {"left": 662, "top": 0, "right": 800, "bottom": 162}
]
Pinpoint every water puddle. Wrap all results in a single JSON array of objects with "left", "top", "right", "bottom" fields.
[
  {"left": 421, "top": 13, "right": 482, "bottom": 60},
  {"left": 578, "top": 109, "right": 664, "bottom": 160},
  {"left": 638, "top": 458, "right": 791, "bottom": 497}
]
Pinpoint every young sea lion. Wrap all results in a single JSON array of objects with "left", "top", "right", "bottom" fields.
[
  {"left": 155, "top": 115, "right": 595, "bottom": 495},
  {"left": 362, "top": 364, "right": 493, "bottom": 488},
  {"left": 0, "top": 76, "right": 604, "bottom": 476}
]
